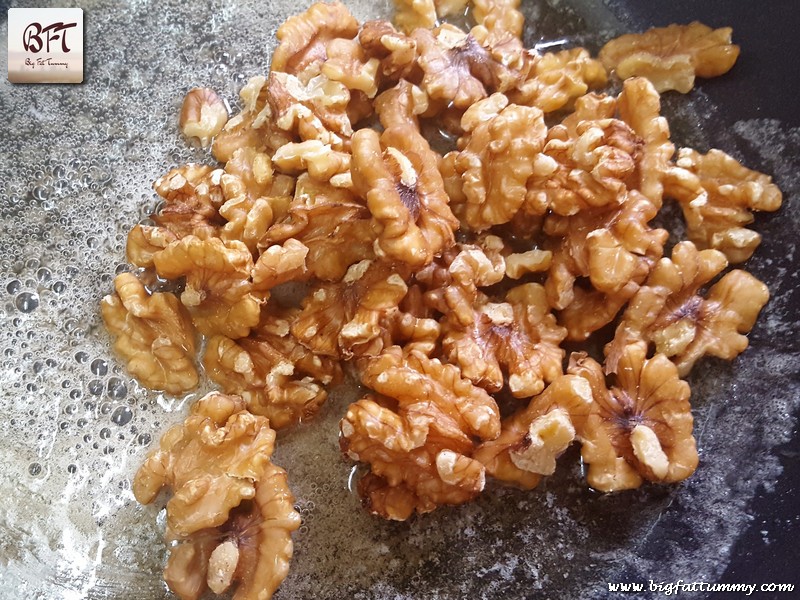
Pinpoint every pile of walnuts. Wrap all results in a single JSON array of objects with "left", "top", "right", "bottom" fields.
[{"left": 101, "top": 1, "right": 781, "bottom": 598}]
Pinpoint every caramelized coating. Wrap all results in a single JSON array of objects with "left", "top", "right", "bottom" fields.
[
  {"left": 212, "top": 76, "right": 293, "bottom": 163},
  {"left": 267, "top": 72, "right": 354, "bottom": 149},
  {"left": 442, "top": 283, "right": 566, "bottom": 398},
  {"left": 665, "top": 148, "right": 783, "bottom": 263},
  {"left": 568, "top": 347, "right": 697, "bottom": 492},
  {"left": 511, "top": 48, "right": 607, "bottom": 113},
  {"left": 544, "top": 190, "right": 668, "bottom": 339},
  {"left": 474, "top": 375, "right": 594, "bottom": 488},
  {"left": 600, "top": 21, "right": 740, "bottom": 93},
  {"left": 271, "top": 1, "right": 359, "bottom": 83},
  {"left": 605, "top": 241, "right": 769, "bottom": 377},
  {"left": 204, "top": 306, "right": 341, "bottom": 428},
  {"left": 153, "top": 236, "right": 261, "bottom": 339},
  {"left": 291, "top": 260, "right": 410, "bottom": 358},
  {"left": 341, "top": 347, "right": 500, "bottom": 519},
  {"left": 134, "top": 392, "right": 300, "bottom": 600},
  {"left": 262, "top": 175, "right": 374, "bottom": 281},
  {"left": 413, "top": 25, "right": 523, "bottom": 109},
  {"left": 101, "top": 273, "right": 197, "bottom": 394},
  {"left": 617, "top": 77, "right": 674, "bottom": 208},
  {"left": 351, "top": 125, "right": 458, "bottom": 267},
  {"left": 445, "top": 94, "right": 549, "bottom": 231}
]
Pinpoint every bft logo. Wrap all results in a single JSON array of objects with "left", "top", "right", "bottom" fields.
[{"left": 8, "top": 8, "right": 84, "bottom": 84}]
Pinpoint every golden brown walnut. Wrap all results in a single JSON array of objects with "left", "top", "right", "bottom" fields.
[
  {"left": 568, "top": 346, "right": 698, "bottom": 492},
  {"left": 393, "top": 0, "right": 436, "bottom": 33},
  {"left": 504, "top": 249, "right": 552, "bottom": 278},
  {"left": 373, "top": 79, "right": 430, "bottom": 131},
  {"left": 471, "top": 0, "right": 524, "bottom": 42},
  {"left": 359, "top": 21, "right": 419, "bottom": 83},
  {"left": 101, "top": 273, "right": 198, "bottom": 394},
  {"left": 321, "top": 37, "right": 381, "bottom": 98},
  {"left": 413, "top": 25, "right": 524, "bottom": 109},
  {"left": 474, "top": 374, "right": 594, "bottom": 488},
  {"left": 545, "top": 190, "right": 668, "bottom": 340},
  {"left": 617, "top": 77, "right": 674, "bottom": 208},
  {"left": 271, "top": 1, "right": 359, "bottom": 83},
  {"left": 444, "top": 94, "right": 548, "bottom": 231},
  {"left": 267, "top": 71, "right": 354, "bottom": 149},
  {"left": 599, "top": 21, "right": 740, "bottom": 93},
  {"left": 605, "top": 241, "right": 769, "bottom": 377},
  {"left": 153, "top": 236, "right": 261, "bottom": 339},
  {"left": 291, "top": 260, "right": 411, "bottom": 358},
  {"left": 351, "top": 125, "right": 458, "bottom": 268},
  {"left": 133, "top": 392, "right": 300, "bottom": 600},
  {"left": 561, "top": 93, "right": 618, "bottom": 136},
  {"left": 262, "top": 175, "right": 374, "bottom": 281},
  {"left": 442, "top": 283, "right": 566, "bottom": 398},
  {"left": 212, "top": 76, "right": 293, "bottom": 163},
  {"left": 126, "top": 224, "right": 178, "bottom": 269},
  {"left": 665, "top": 147, "right": 783, "bottom": 263},
  {"left": 251, "top": 239, "right": 309, "bottom": 293},
  {"left": 204, "top": 305, "right": 341, "bottom": 428},
  {"left": 180, "top": 87, "right": 229, "bottom": 147},
  {"left": 340, "top": 347, "right": 500, "bottom": 520},
  {"left": 511, "top": 48, "right": 607, "bottom": 113},
  {"left": 272, "top": 140, "right": 352, "bottom": 183}
]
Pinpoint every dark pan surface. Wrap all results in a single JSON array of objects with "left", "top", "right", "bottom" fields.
[{"left": 0, "top": 1, "right": 797, "bottom": 598}]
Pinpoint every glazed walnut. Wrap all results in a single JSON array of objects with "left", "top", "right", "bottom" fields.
[
  {"left": 251, "top": 239, "right": 309, "bottom": 293},
  {"left": 180, "top": 87, "right": 229, "bottom": 147},
  {"left": 568, "top": 346, "right": 697, "bottom": 492},
  {"left": 665, "top": 148, "right": 783, "bottom": 263},
  {"left": 444, "top": 94, "right": 549, "bottom": 231},
  {"left": 291, "top": 260, "right": 411, "bottom": 358},
  {"left": 101, "top": 273, "right": 198, "bottom": 394},
  {"left": 443, "top": 283, "right": 566, "bottom": 398},
  {"left": 153, "top": 236, "right": 261, "bottom": 339},
  {"left": 600, "top": 22, "right": 740, "bottom": 93},
  {"left": 474, "top": 375, "right": 594, "bottom": 488},
  {"left": 133, "top": 392, "right": 300, "bottom": 600},
  {"left": 271, "top": 1, "right": 359, "bottom": 83},
  {"left": 341, "top": 347, "right": 500, "bottom": 520},
  {"left": 351, "top": 125, "right": 458, "bottom": 268},
  {"left": 262, "top": 175, "right": 374, "bottom": 281},
  {"left": 605, "top": 241, "right": 769, "bottom": 377},
  {"left": 204, "top": 305, "right": 341, "bottom": 428},
  {"left": 511, "top": 48, "right": 607, "bottom": 114},
  {"left": 544, "top": 190, "right": 668, "bottom": 339}
]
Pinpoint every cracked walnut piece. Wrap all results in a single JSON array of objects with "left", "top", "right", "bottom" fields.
[
  {"left": 605, "top": 241, "right": 769, "bottom": 377},
  {"left": 204, "top": 304, "right": 341, "bottom": 429},
  {"left": 352, "top": 125, "right": 458, "bottom": 268},
  {"left": 474, "top": 374, "right": 594, "bottom": 488},
  {"left": 600, "top": 22, "right": 740, "bottom": 94},
  {"left": 665, "top": 147, "right": 783, "bottom": 263},
  {"left": 180, "top": 87, "right": 229, "bottom": 148},
  {"left": 133, "top": 392, "right": 300, "bottom": 600},
  {"left": 568, "top": 347, "right": 697, "bottom": 492},
  {"left": 101, "top": 273, "right": 198, "bottom": 394},
  {"left": 341, "top": 347, "right": 500, "bottom": 520},
  {"left": 153, "top": 236, "right": 261, "bottom": 339},
  {"left": 442, "top": 283, "right": 566, "bottom": 398}
]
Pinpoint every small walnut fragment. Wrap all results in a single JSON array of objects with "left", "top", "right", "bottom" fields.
[
  {"left": 605, "top": 241, "right": 769, "bottom": 377},
  {"left": 600, "top": 22, "right": 740, "bottom": 93},
  {"left": 341, "top": 347, "right": 500, "bottom": 520},
  {"left": 665, "top": 148, "right": 783, "bottom": 263},
  {"left": 262, "top": 175, "right": 374, "bottom": 281},
  {"left": 442, "top": 283, "right": 566, "bottom": 398},
  {"left": 444, "top": 94, "right": 549, "bottom": 231},
  {"left": 101, "top": 273, "right": 198, "bottom": 394},
  {"left": 413, "top": 25, "right": 524, "bottom": 109},
  {"left": 351, "top": 125, "right": 458, "bottom": 267},
  {"left": 511, "top": 48, "right": 607, "bottom": 113},
  {"left": 204, "top": 305, "right": 341, "bottom": 428},
  {"left": 153, "top": 236, "right": 261, "bottom": 339},
  {"left": 474, "top": 375, "right": 594, "bottom": 488},
  {"left": 133, "top": 392, "right": 300, "bottom": 600},
  {"left": 359, "top": 21, "right": 419, "bottom": 83},
  {"left": 568, "top": 346, "right": 697, "bottom": 492},
  {"left": 180, "top": 87, "right": 229, "bottom": 147},
  {"left": 271, "top": 1, "right": 359, "bottom": 83}
]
